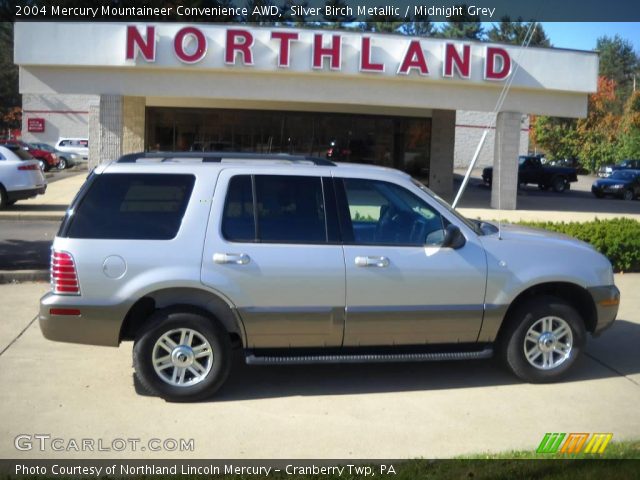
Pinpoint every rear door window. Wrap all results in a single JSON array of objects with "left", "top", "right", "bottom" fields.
[
  {"left": 65, "top": 174, "right": 195, "bottom": 239},
  {"left": 222, "top": 174, "right": 329, "bottom": 244}
]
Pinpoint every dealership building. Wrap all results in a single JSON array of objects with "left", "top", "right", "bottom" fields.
[{"left": 15, "top": 22, "right": 598, "bottom": 208}]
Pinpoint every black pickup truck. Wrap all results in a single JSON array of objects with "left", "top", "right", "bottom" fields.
[{"left": 482, "top": 155, "right": 578, "bottom": 193}]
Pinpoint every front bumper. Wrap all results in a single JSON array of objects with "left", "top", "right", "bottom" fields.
[
  {"left": 592, "top": 185, "right": 624, "bottom": 197},
  {"left": 39, "top": 292, "right": 129, "bottom": 347},
  {"left": 587, "top": 284, "right": 620, "bottom": 336}
]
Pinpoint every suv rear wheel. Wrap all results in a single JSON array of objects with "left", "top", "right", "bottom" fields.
[
  {"left": 133, "top": 309, "right": 231, "bottom": 402},
  {"left": 499, "top": 295, "right": 586, "bottom": 383}
]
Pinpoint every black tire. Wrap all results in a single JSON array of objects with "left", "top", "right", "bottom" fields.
[
  {"left": 57, "top": 158, "right": 67, "bottom": 170},
  {"left": 551, "top": 176, "right": 567, "bottom": 193},
  {"left": 0, "top": 185, "right": 8, "bottom": 209},
  {"left": 623, "top": 189, "right": 634, "bottom": 201},
  {"left": 133, "top": 308, "right": 231, "bottom": 402},
  {"left": 37, "top": 159, "right": 49, "bottom": 172},
  {"left": 593, "top": 191, "right": 604, "bottom": 199},
  {"left": 498, "top": 295, "right": 586, "bottom": 383}
]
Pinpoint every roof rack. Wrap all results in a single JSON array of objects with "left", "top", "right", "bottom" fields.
[{"left": 116, "top": 151, "right": 336, "bottom": 166}]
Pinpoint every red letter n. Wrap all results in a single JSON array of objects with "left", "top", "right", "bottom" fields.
[{"left": 126, "top": 25, "right": 156, "bottom": 62}]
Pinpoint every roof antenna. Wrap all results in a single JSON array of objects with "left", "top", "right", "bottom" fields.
[{"left": 451, "top": 22, "right": 539, "bottom": 240}]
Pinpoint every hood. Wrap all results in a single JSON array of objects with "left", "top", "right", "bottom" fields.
[
  {"left": 593, "top": 177, "right": 632, "bottom": 187},
  {"left": 487, "top": 223, "right": 594, "bottom": 252}
]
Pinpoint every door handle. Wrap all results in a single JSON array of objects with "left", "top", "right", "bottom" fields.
[
  {"left": 355, "top": 256, "right": 389, "bottom": 268},
  {"left": 213, "top": 253, "right": 250, "bottom": 265}
]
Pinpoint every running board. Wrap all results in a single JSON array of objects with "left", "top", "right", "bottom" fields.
[{"left": 245, "top": 348, "right": 493, "bottom": 365}]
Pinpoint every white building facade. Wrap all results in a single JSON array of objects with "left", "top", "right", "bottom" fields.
[{"left": 15, "top": 22, "right": 598, "bottom": 208}]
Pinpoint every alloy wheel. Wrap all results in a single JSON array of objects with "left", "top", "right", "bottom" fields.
[
  {"left": 152, "top": 328, "right": 214, "bottom": 387},
  {"left": 523, "top": 316, "right": 573, "bottom": 370}
]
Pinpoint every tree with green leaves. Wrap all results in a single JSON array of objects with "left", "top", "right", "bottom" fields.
[
  {"left": 438, "top": 6, "right": 484, "bottom": 40},
  {"left": 617, "top": 91, "right": 640, "bottom": 159},
  {"left": 360, "top": 14, "right": 404, "bottom": 34},
  {"left": 596, "top": 35, "right": 639, "bottom": 110},
  {"left": 0, "top": 22, "right": 20, "bottom": 135},
  {"left": 401, "top": 13, "right": 435, "bottom": 37},
  {"left": 530, "top": 116, "right": 579, "bottom": 161},
  {"left": 487, "top": 17, "right": 551, "bottom": 47}
]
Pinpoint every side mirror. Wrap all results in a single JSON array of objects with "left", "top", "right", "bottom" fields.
[{"left": 442, "top": 224, "right": 466, "bottom": 249}]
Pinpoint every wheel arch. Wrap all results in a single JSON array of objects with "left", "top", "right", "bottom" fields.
[
  {"left": 494, "top": 281, "right": 597, "bottom": 343},
  {"left": 119, "top": 287, "right": 246, "bottom": 348}
]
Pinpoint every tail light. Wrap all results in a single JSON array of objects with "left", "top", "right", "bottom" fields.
[
  {"left": 51, "top": 250, "right": 80, "bottom": 295},
  {"left": 18, "top": 164, "right": 39, "bottom": 171}
]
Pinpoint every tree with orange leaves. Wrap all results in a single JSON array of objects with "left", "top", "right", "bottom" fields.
[{"left": 575, "top": 76, "right": 622, "bottom": 171}]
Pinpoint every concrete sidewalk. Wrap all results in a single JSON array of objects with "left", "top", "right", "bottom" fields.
[{"left": 0, "top": 276, "right": 638, "bottom": 459}]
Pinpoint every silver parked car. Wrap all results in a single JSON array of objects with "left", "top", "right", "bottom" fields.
[
  {"left": 39, "top": 153, "right": 619, "bottom": 401},
  {"left": 0, "top": 145, "right": 47, "bottom": 208}
]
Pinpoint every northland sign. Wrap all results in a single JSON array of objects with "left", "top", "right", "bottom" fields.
[
  {"left": 14, "top": 23, "right": 599, "bottom": 117},
  {"left": 124, "top": 24, "right": 512, "bottom": 82}
]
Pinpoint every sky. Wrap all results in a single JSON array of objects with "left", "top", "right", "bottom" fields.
[{"left": 540, "top": 22, "right": 640, "bottom": 52}]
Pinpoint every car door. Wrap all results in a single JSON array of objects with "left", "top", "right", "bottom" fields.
[
  {"left": 201, "top": 169, "right": 345, "bottom": 348},
  {"left": 519, "top": 157, "right": 538, "bottom": 184},
  {"left": 336, "top": 177, "right": 487, "bottom": 346}
]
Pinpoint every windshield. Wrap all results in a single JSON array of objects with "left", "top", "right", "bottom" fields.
[
  {"left": 31, "top": 143, "right": 54, "bottom": 152},
  {"left": 411, "top": 178, "right": 482, "bottom": 235}
]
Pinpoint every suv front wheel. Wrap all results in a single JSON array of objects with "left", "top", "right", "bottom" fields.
[
  {"left": 133, "top": 309, "right": 231, "bottom": 402},
  {"left": 499, "top": 295, "right": 586, "bottom": 383}
]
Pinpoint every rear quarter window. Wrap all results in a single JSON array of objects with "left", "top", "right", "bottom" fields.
[
  {"left": 7, "top": 147, "right": 33, "bottom": 161},
  {"left": 65, "top": 174, "right": 195, "bottom": 240}
]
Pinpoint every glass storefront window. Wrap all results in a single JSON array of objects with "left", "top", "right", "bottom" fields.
[{"left": 146, "top": 107, "right": 431, "bottom": 177}]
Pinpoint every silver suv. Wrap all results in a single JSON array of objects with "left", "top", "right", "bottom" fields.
[{"left": 39, "top": 153, "right": 620, "bottom": 401}]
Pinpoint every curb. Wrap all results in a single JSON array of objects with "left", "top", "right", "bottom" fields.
[
  {"left": 0, "top": 213, "right": 65, "bottom": 221},
  {"left": 0, "top": 270, "right": 49, "bottom": 284}
]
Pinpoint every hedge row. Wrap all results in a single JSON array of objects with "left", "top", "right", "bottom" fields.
[{"left": 514, "top": 218, "right": 640, "bottom": 273}]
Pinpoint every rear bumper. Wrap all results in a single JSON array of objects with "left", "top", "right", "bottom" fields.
[
  {"left": 39, "top": 292, "right": 129, "bottom": 347},
  {"left": 587, "top": 284, "right": 620, "bottom": 336},
  {"left": 7, "top": 185, "right": 46, "bottom": 202}
]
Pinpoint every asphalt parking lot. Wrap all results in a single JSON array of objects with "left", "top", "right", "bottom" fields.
[
  {"left": 454, "top": 171, "right": 640, "bottom": 215},
  {"left": 0, "top": 276, "right": 638, "bottom": 459}
]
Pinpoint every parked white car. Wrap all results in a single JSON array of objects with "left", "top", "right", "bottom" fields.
[
  {"left": 55, "top": 138, "right": 89, "bottom": 160},
  {"left": 0, "top": 145, "right": 47, "bottom": 208}
]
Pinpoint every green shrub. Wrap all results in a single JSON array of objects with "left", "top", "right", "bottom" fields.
[{"left": 514, "top": 218, "right": 640, "bottom": 273}]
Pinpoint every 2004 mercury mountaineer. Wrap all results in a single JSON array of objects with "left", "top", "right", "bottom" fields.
[{"left": 39, "top": 152, "right": 620, "bottom": 402}]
